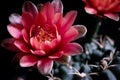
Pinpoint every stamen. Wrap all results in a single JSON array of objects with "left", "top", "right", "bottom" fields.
[{"left": 33, "top": 25, "right": 56, "bottom": 43}]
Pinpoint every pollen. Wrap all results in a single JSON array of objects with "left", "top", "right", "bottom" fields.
[{"left": 35, "top": 26, "right": 56, "bottom": 43}]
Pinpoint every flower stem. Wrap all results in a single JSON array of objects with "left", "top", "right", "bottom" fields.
[{"left": 90, "top": 19, "right": 102, "bottom": 41}]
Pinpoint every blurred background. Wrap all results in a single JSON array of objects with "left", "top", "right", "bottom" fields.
[{"left": 0, "top": 0, "right": 120, "bottom": 80}]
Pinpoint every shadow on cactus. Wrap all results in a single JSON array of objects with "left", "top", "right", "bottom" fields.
[
  {"left": 53, "top": 35, "right": 120, "bottom": 80},
  {"left": 76, "top": 36, "right": 120, "bottom": 80}
]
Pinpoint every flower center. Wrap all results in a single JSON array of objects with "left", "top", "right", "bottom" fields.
[
  {"left": 38, "top": 26, "right": 55, "bottom": 42},
  {"left": 32, "top": 24, "right": 56, "bottom": 43}
]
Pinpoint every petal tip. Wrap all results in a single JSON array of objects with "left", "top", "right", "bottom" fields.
[
  {"left": 22, "top": 1, "right": 38, "bottom": 16},
  {"left": 51, "top": 0, "right": 63, "bottom": 13}
]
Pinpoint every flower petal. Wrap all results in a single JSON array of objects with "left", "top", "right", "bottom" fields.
[
  {"left": 112, "top": 5, "right": 120, "bottom": 12},
  {"left": 40, "top": 41, "right": 51, "bottom": 53},
  {"left": 37, "top": 58, "right": 53, "bottom": 75},
  {"left": 73, "top": 25, "right": 87, "bottom": 39},
  {"left": 53, "top": 13, "right": 62, "bottom": 31},
  {"left": 14, "top": 40, "right": 30, "bottom": 53},
  {"left": 22, "top": 1, "right": 38, "bottom": 17},
  {"left": 49, "top": 51, "right": 63, "bottom": 59},
  {"left": 84, "top": 7, "right": 97, "bottom": 14},
  {"left": 49, "top": 35, "right": 61, "bottom": 49},
  {"left": 9, "top": 13, "right": 21, "bottom": 24},
  {"left": 7, "top": 24, "right": 22, "bottom": 39},
  {"left": 30, "top": 37, "right": 40, "bottom": 50},
  {"left": 51, "top": 0, "right": 63, "bottom": 13},
  {"left": 104, "top": 13, "right": 119, "bottom": 21},
  {"left": 63, "top": 27, "right": 78, "bottom": 44},
  {"left": 62, "top": 43, "right": 83, "bottom": 56},
  {"left": 22, "top": 29, "right": 29, "bottom": 44},
  {"left": 40, "top": 2, "right": 54, "bottom": 24},
  {"left": 61, "top": 11, "right": 77, "bottom": 34},
  {"left": 22, "top": 12, "right": 33, "bottom": 31},
  {"left": 20, "top": 55, "right": 38, "bottom": 67},
  {"left": 63, "top": 25, "right": 87, "bottom": 44},
  {"left": 55, "top": 55, "right": 71, "bottom": 64},
  {"left": 34, "top": 11, "right": 47, "bottom": 27},
  {"left": 30, "top": 50, "right": 46, "bottom": 56},
  {"left": 1, "top": 38, "right": 20, "bottom": 52}
]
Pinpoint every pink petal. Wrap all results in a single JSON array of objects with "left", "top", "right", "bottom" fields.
[
  {"left": 73, "top": 25, "right": 87, "bottom": 40},
  {"left": 40, "top": 41, "right": 52, "bottom": 53},
  {"left": 37, "top": 58, "right": 53, "bottom": 75},
  {"left": 1, "top": 38, "right": 20, "bottom": 52},
  {"left": 30, "top": 50, "right": 46, "bottom": 56},
  {"left": 49, "top": 51, "right": 63, "bottom": 59},
  {"left": 51, "top": 0, "right": 63, "bottom": 13},
  {"left": 62, "top": 43, "right": 83, "bottom": 56},
  {"left": 49, "top": 35, "right": 61, "bottom": 49},
  {"left": 29, "top": 25, "right": 36, "bottom": 37},
  {"left": 53, "top": 13, "right": 62, "bottom": 31},
  {"left": 112, "top": 6, "right": 120, "bottom": 12},
  {"left": 61, "top": 11, "right": 77, "bottom": 34},
  {"left": 55, "top": 55, "right": 71, "bottom": 64},
  {"left": 22, "top": 1, "right": 38, "bottom": 17},
  {"left": 9, "top": 13, "right": 21, "bottom": 24},
  {"left": 22, "top": 29, "right": 29, "bottom": 44},
  {"left": 63, "top": 25, "right": 87, "bottom": 44},
  {"left": 7, "top": 24, "right": 22, "bottom": 39},
  {"left": 104, "top": 13, "right": 119, "bottom": 21},
  {"left": 40, "top": 2, "right": 54, "bottom": 24},
  {"left": 14, "top": 40, "right": 30, "bottom": 53},
  {"left": 63, "top": 27, "right": 78, "bottom": 44},
  {"left": 20, "top": 55, "right": 39, "bottom": 67},
  {"left": 44, "top": 24, "right": 57, "bottom": 36},
  {"left": 84, "top": 7, "right": 97, "bottom": 14},
  {"left": 30, "top": 37, "right": 40, "bottom": 50},
  {"left": 40, "top": 36, "right": 61, "bottom": 53},
  {"left": 34, "top": 12, "right": 47, "bottom": 27},
  {"left": 22, "top": 12, "right": 33, "bottom": 31}
]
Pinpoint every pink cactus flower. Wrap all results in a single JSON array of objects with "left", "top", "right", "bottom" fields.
[
  {"left": 2, "top": 0, "right": 87, "bottom": 74},
  {"left": 83, "top": 0, "right": 120, "bottom": 21}
]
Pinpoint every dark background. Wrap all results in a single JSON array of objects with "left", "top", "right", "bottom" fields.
[{"left": 0, "top": 0, "right": 120, "bottom": 80}]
